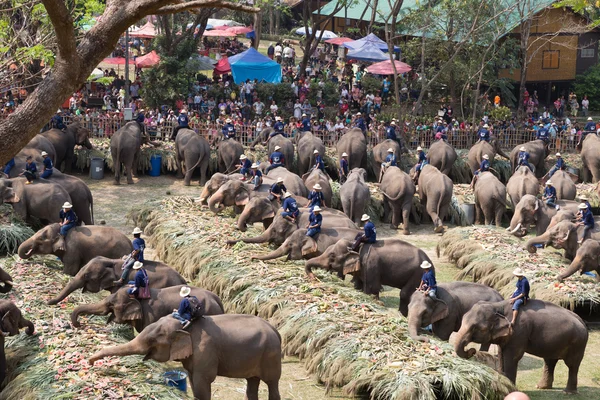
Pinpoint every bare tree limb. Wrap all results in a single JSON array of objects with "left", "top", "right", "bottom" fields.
[{"left": 155, "top": 0, "right": 259, "bottom": 14}]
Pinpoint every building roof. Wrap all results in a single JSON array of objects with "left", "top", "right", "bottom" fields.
[{"left": 314, "top": 0, "right": 421, "bottom": 24}]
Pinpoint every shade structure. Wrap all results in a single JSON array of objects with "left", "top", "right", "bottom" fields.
[
  {"left": 343, "top": 33, "right": 399, "bottom": 52},
  {"left": 189, "top": 54, "right": 217, "bottom": 71},
  {"left": 346, "top": 42, "right": 389, "bottom": 63},
  {"left": 207, "top": 18, "right": 243, "bottom": 27},
  {"left": 203, "top": 29, "right": 236, "bottom": 37},
  {"left": 226, "top": 26, "right": 253, "bottom": 35},
  {"left": 88, "top": 68, "right": 104, "bottom": 80},
  {"left": 130, "top": 21, "right": 157, "bottom": 39},
  {"left": 212, "top": 25, "right": 231, "bottom": 30},
  {"left": 325, "top": 37, "right": 353, "bottom": 45},
  {"left": 295, "top": 27, "right": 338, "bottom": 39},
  {"left": 214, "top": 57, "right": 231, "bottom": 74},
  {"left": 102, "top": 57, "right": 126, "bottom": 65},
  {"left": 366, "top": 59, "right": 412, "bottom": 75},
  {"left": 229, "top": 47, "right": 281, "bottom": 84},
  {"left": 135, "top": 51, "right": 160, "bottom": 68}
]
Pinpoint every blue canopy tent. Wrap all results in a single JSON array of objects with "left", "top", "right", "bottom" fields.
[
  {"left": 229, "top": 48, "right": 282, "bottom": 84},
  {"left": 346, "top": 42, "right": 389, "bottom": 63},
  {"left": 343, "top": 33, "right": 399, "bottom": 52}
]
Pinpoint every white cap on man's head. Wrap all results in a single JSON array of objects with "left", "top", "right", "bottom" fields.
[
  {"left": 312, "top": 206, "right": 322, "bottom": 212},
  {"left": 387, "top": 148, "right": 394, "bottom": 152},
  {"left": 277, "top": 177, "right": 284, "bottom": 183},
  {"left": 180, "top": 286, "right": 191, "bottom": 297},
  {"left": 240, "top": 154, "right": 247, "bottom": 160},
  {"left": 41, "top": 151, "right": 48, "bottom": 156},
  {"left": 420, "top": 261, "right": 432, "bottom": 269},
  {"left": 417, "top": 146, "right": 423, "bottom": 151},
  {"left": 361, "top": 214, "right": 370, "bottom": 221},
  {"left": 482, "top": 154, "right": 489, "bottom": 160},
  {"left": 62, "top": 202, "right": 73, "bottom": 209},
  {"left": 274, "top": 145, "right": 281, "bottom": 151},
  {"left": 133, "top": 261, "right": 144, "bottom": 270},
  {"left": 313, "top": 184, "right": 322, "bottom": 190},
  {"left": 520, "top": 146, "right": 526, "bottom": 151},
  {"left": 342, "top": 152, "right": 348, "bottom": 157},
  {"left": 313, "top": 149, "right": 319, "bottom": 154},
  {"left": 132, "top": 227, "right": 143, "bottom": 235}
]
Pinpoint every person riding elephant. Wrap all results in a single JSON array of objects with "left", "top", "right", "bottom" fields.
[
  {"left": 20, "top": 156, "right": 37, "bottom": 184},
  {"left": 0, "top": 300, "right": 35, "bottom": 385},
  {"left": 171, "top": 109, "right": 190, "bottom": 141},
  {"left": 557, "top": 239, "right": 600, "bottom": 282},
  {"left": 542, "top": 181, "right": 559, "bottom": 210},
  {"left": 411, "top": 164, "right": 453, "bottom": 233},
  {"left": 303, "top": 169, "right": 331, "bottom": 209},
  {"left": 216, "top": 136, "right": 244, "bottom": 174},
  {"left": 408, "top": 281, "right": 503, "bottom": 344},
  {"left": 52, "top": 109, "right": 66, "bottom": 130},
  {"left": 18, "top": 224, "right": 133, "bottom": 276},
  {"left": 266, "top": 167, "right": 308, "bottom": 198},
  {"left": 507, "top": 194, "right": 580, "bottom": 237},
  {"left": 265, "top": 116, "right": 286, "bottom": 144},
  {"left": 371, "top": 139, "right": 401, "bottom": 182},
  {"left": 57, "top": 202, "right": 78, "bottom": 251},
  {"left": 476, "top": 124, "right": 490, "bottom": 142},
  {"left": 47, "top": 256, "right": 187, "bottom": 305},
  {"left": 305, "top": 238, "right": 432, "bottom": 316},
  {"left": 546, "top": 169, "right": 576, "bottom": 200},
  {"left": 506, "top": 166, "right": 539, "bottom": 207},
  {"left": 295, "top": 131, "right": 325, "bottom": 176},
  {"left": 379, "top": 148, "right": 397, "bottom": 183},
  {"left": 234, "top": 154, "right": 253, "bottom": 180},
  {"left": 349, "top": 214, "right": 376, "bottom": 252},
  {"left": 174, "top": 128, "right": 210, "bottom": 186},
  {"left": 426, "top": 140, "right": 457, "bottom": 176},
  {"left": 305, "top": 206, "right": 323, "bottom": 238},
  {"left": 311, "top": 149, "right": 325, "bottom": 172},
  {"left": 113, "top": 227, "right": 146, "bottom": 285},
  {"left": 548, "top": 152, "right": 566, "bottom": 178},
  {"left": 266, "top": 145, "right": 286, "bottom": 173},
  {"left": 111, "top": 121, "right": 152, "bottom": 184},
  {"left": 580, "top": 133, "right": 600, "bottom": 182},
  {"left": 412, "top": 146, "right": 428, "bottom": 184},
  {"left": 576, "top": 202, "right": 595, "bottom": 244},
  {"left": 41, "top": 151, "right": 54, "bottom": 179},
  {"left": 466, "top": 139, "right": 509, "bottom": 175},
  {"left": 454, "top": 298, "right": 588, "bottom": 393},
  {"left": 472, "top": 171, "right": 506, "bottom": 226},
  {"left": 281, "top": 191, "right": 300, "bottom": 222},
  {"left": 336, "top": 128, "right": 368, "bottom": 171},
  {"left": 379, "top": 166, "right": 416, "bottom": 234},
  {"left": 339, "top": 152, "right": 349, "bottom": 183},
  {"left": 41, "top": 120, "right": 92, "bottom": 173},
  {"left": 510, "top": 140, "right": 549, "bottom": 178},
  {"left": 71, "top": 285, "right": 224, "bottom": 332},
  {"left": 9, "top": 135, "right": 57, "bottom": 178},
  {"left": 340, "top": 168, "right": 370, "bottom": 224},
  {"left": 126, "top": 261, "right": 149, "bottom": 299}
]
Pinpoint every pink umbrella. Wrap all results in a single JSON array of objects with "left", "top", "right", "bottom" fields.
[
  {"left": 102, "top": 57, "right": 126, "bottom": 65},
  {"left": 135, "top": 51, "right": 160, "bottom": 68},
  {"left": 366, "top": 60, "right": 412, "bottom": 75},
  {"left": 212, "top": 25, "right": 231, "bottom": 30},
  {"left": 214, "top": 57, "right": 231, "bottom": 74},
  {"left": 325, "top": 37, "right": 354, "bottom": 45},
  {"left": 203, "top": 30, "right": 236, "bottom": 37},
  {"left": 226, "top": 26, "right": 253, "bottom": 35}
]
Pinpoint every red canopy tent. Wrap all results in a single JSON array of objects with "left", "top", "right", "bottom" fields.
[
  {"left": 366, "top": 60, "right": 412, "bottom": 75},
  {"left": 130, "top": 21, "right": 157, "bottom": 39},
  {"left": 135, "top": 51, "right": 160, "bottom": 68},
  {"left": 214, "top": 57, "right": 231, "bottom": 74},
  {"left": 325, "top": 37, "right": 354, "bottom": 45},
  {"left": 203, "top": 30, "right": 236, "bottom": 37},
  {"left": 102, "top": 57, "right": 126, "bottom": 65},
  {"left": 226, "top": 26, "right": 253, "bottom": 35},
  {"left": 211, "top": 25, "right": 231, "bottom": 30}
]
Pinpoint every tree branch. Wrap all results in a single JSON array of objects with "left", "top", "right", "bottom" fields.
[
  {"left": 155, "top": 0, "right": 259, "bottom": 14},
  {"left": 40, "top": 0, "right": 77, "bottom": 61}
]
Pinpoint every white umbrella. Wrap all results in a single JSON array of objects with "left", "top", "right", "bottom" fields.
[
  {"left": 295, "top": 27, "right": 338, "bottom": 40},
  {"left": 88, "top": 68, "right": 104, "bottom": 80}
]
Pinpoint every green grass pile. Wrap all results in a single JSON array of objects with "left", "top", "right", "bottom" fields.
[{"left": 0, "top": 204, "right": 34, "bottom": 256}]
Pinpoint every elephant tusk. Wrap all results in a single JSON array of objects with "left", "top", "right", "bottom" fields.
[
  {"left": 215, "top": 202, "right": 220, "bottom": 209},
  {"left": 510, "top": 223, "right": 522, "bottom": 234},
  {"left": 198, "top": 197, "right": 205, "bottom": 203},
  {"left": 534, "top": 201, "right": 539, "bottom": 211},
  {"left": 4, "top": 281, "right": 12, "bottom": 286},
  {"left": 1, "top": 331, "right": 9, "bottom": 337},
  {"left": 26, "top": 249, "right": 33, "bottom": 256},
  {"left": 505, "top": 226, "right": 511, "bottom": 231},
  {"left": 564, "top": 230, "right": 570, "bottom": 241}
]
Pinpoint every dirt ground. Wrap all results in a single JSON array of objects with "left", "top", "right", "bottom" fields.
[{"left": 78, "top": 172, "right": 599, "bottom": 399}]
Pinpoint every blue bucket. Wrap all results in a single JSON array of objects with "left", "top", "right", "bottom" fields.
[
  {"left": 164, "top": 370, "right": 187, "bottom": 392},
  {"left": 149, "top": 154, "right": 162, "bottom": 177}
]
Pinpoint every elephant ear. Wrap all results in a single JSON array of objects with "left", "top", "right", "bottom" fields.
[
  {"left": 235, "top": 190, "right": 250, "bottom": 206},
  {"left": 121, "top": 299, "right": 143, "bottom": 321},
  {"left": 491, "top": 313, "right": 513, "bottom": 344},
  {"left": 429, "top": 300, "right": 449, "bottom": 324},
  {"left": 342, "top": 252, "right": 361, "bottom": 275},
  {"left": 1, "top": 311, "right": 17, "bottom": 335},
  {"left": 301, "top": 237, "right": 318, "bottom": 256},
  {"left": 260, "top": 206, "right": 275, "bottom": 220},
  {"left": 169, "top": 330, "right": 193, "bottom": 361}
]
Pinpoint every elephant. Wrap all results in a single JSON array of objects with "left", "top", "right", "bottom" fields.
[
  {"left": 263, "top": 131, "right": 295, "bottom": 171},
  {"left": 227, "top": 208, "right": 356, "bottom": 247},
  {"left": 558, "top": 239, "right": 600, "bottom": 282},
  {"left": 509, "top": 139, "right": 549, "bottom": 178},
  {"left": 18, "top": 224, "right": 133, "bottom": 276},
  {"left": 295, "top": 131, "right": 325, "bottom": 176},
  {"left": 111, "top": 121, "right": 145, "bottom": 184},
  {"left": 198, "top": 172, "right": 274, "bottom": 206},
  {"left": 10, "top": 134, "right": 57, "bottom": 174},
  {"left": 548, "top": 170, "right": 576, "bottom": 200},
  {"left": 371, "top": 139, "right": 401, "bottom": 180},
  {"left": 466, "top": 139, "right": 509, "bottom": 175},
  {"left": 473, "top": 171, "right": 507, "bottom": 226},
  {"left": 251, "top": 228, "right": 361, "bottom": 261},
  {"left": 336, "top": 128, "right": 368, "bottom": 171},
  {"left": 507, "top": 194, "right": 580, "bottom": 237},
  {"left": 0, "top": 300, "right": 35, "bottom": 385},
  {"left": 411, "top": 164, "right": 453, "bottom": 232},
  {"left": 217, "top": 138, "right": 244, "bottom": 173},
  {"left": 0, "top": 267, "right": 12, "bottom": 293},
  {"left": 526, "top": 220, "right": 600, "bottom": 260},
  {"left": 580, "top": 133, "right": 600, "bottom": 183},
  {"left": 454, "top": 299, "right": 588, "bottom": 393},
  {"left": 379, "top": 166, "right": 415, "bottom": 234},
  {"left": 506, "top": 166, "right": 539, "bottom": 207},
  {"left": 47, "top": 257, "right": 187, "bottom": 305},
  {"left": 340, "top": 168, "right": 370, "bottom": 224},
  {"left": 235, "top": 195, "right": 309, "bottom": 232},
  {"left": 45, "top": 170, "right": 94, "bottom": 225},
  {"left": 302, "top": 168, "right": 332, "bottom": 207},
  {"left": 266, "top": 167, "right": 308, "bottom": 198},
  {"left": 407, "top": 282, "right": 503, "bottom": 344},
  {"left": 305, "top": 238, "right": 432, "bottom": 316},
  {"left": 426, "top": 140, "right": 457, "bottom": 176},
  {"left": 89, "top": 314, "right": 282, "bottom": 400},
  {"left": 174, "top": 128, "right": 210, "bottom": 186},
  {"left": 207, "top": 177, "right": 266, "bottom": 214},
  {"left": 71, "top": 285, "right": 224, "bottom": 331},
  {"left": 40, "top": 121, "right": 92, "bottom": 172},
  {"left": 0, "top": 177, "right": 71, "bottom": 224},
  {"left": 547, "top": 209, "right": 576, "bottom": 230}
]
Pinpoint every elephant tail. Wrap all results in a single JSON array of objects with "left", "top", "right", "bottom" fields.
[{"left": 88, "top": 189, "right": 94, "bottom": 225}]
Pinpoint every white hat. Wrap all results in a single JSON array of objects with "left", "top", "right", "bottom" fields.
[
  {"left": 240, "top": 154, "right": 247, "bottom": 160},
  {"left": 513, "top": 268, "right": 525, "bottom": 276},
  {"left": 578, "top": 203, "right": 588, "bottom": 209},
  {"left": 277, "top": 177, "right": 284, "bottom": 183},
  {"left": 133, "top": 261, "right": 143, "bottom": 270},
  {"left": 56, "top": 109, "right": 62, "bottom": 114},
  {"left": 180, "top": 286, "right": 192, "bottom": 297},
  {"left": 313, "top": 149, "right": 319, "bottom": 154},
  {"left": 226, "top": 118, "right": 232, "bottom": 123},
  {"left": 417, "top": 146, "right": 423, "bottom": 151},
  {"left": 356, "top": 112, "right": 361, "bottom": 116},
  {"left": 181, "top": 109, "right": 187, "bottom": 114},
  {"left": 361, "top": 214, "right": 370, "bottom": 221},
  {"left": 132, "top": 227, "right": 143, "bottom": 235},
  {"left": 251, "top": 163, "right": 259, "bottom": 169},
  {"left": 420, "top": 261, "right": 432, "bottom": 269},
  {"left": 556, "top": 153, "right": 561, "bottom": 157},
  {"left": 302, "top": 113, "right": 307, "bottom": 117},
  {"left": 482, "top": 154, "right": 489, "bottom": 160},
  {"left": 62, "top": 202, "right": 73, "bottom": 209},
  {"left": 520, "top": 146, "right": 526, "bottom": 151},
  {"left": 312, "top": 206, "right": 322, "bottom": 212},
  {"left": 588, "top": 117, "right": 593, "bottom": 121},
  {"left": 483, "top": 124, "right": 489, "bottom": 128},
  {"left": 283, "top": 191, "right": 292, "bottom": 199},
  {"left": 313, "top": 184, "right": 322, "bottom": 190},
  {"left": 390, "top": 121, "right": 396, "bottom": 125},
  {"left": 538, "top": 123, "right": 543, "bottom": 126},
  {"left": 275, "top": 116, "right": 281, "bottom": 121},
  {"left": 546, "top": 181, "right": 552, "bottom": 186},
  {"left": 342, "top": 152, "right": 348, "bottom": 157},
  {"left": 41, "top": 151, "right": 48, "bottom": 156},
  {"left": 387, "top": 148, "right": 394, "bottom": 152},
  {"left": 274, "top": 145, "right": 281, "bottom": 151},
  {"left": 579, "top": 195, "right": 588, "bottom": 201}
]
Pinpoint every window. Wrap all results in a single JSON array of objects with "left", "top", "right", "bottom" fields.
[
  {"left": 542, "top": 50, "right": 559, "bottom": 69},
  {"left": 581, "top": 47, "right": 595, "bottom": 58}
]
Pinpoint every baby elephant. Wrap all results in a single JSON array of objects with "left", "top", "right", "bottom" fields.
[{"left": 0, "top": 300, "right": 35, "bottom": 384}]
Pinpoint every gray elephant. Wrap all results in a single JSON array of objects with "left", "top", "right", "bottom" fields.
[
  {"left": 11, "top": 134, "right": 57, "bottom": 173},
  {"left": 426, "top": 140, "right": 457, "bottom": 175},
  {"left": 111, "top": 121, "right": 145, "bottom": 184},
  {"left": 0, "top": 177, "right": 71, "bottom": 224},
  {"left": 47, "top": 257, "right": 187, "bottom": 305},
  {"left": 198, "top": 173, "right": 241, "bottom": 204},
  {"left": 71, "top": 285, "right": 224, "bottom": 331},
  {"left": 466, "top": 139, "right": 509, "bottom": 175},
  {"left": 558, "top": 239, "right": 600, "bottom": 282},
  {"left": 507, "top": 194, "right": 580, "bottom": 237},
  {"left": 249, "top": 128, "right": 294, "bottom": 169},
  {"left": 216, "top": 138, "right": 244, "bottom": 173},
  {"left": 526, "top": 220, "right": 600, "bottom": 260},
  {"left": 581, "top": 133, "right": 600, "bottom": 182},
  {"left": 305, "top": 238, "right": 432, "bottom": 316},
  {"left": 295, "top": 131, "right": 325, "bottom": 176},
  {"left": 46, "top": 170, "right": 94, "bottom": 225},
  {"left": 548, "top": 170, "right": 576, "bottom": 200},
  {"left": 408, "top": 282, "right": 503, "bottom": 344},
  {"left": 251, "top": 228, "right": 361, "bottom": 261},
  {"left": 380, "top": 166, "right": 415, "bottom": 234},
  {"left": 371, "top": 139, "right": 401, "bottom": 180},
  {"left": 302, "top": 168, "right": 332, "bottom": 207},
  {"left": 227, "top": 208, "right": 356, "bottom": 247},
  {"left": 473, "top": 171, "right": 507, "bottom": 226},
  {"left": 266, "top": 167, "right": 308, "bottom": 197},
  {"left": 41, "top": 121, "right": 92, "bottom": 172},
  {"left": 547, "top": 209, "right": 576, "bottom": 230},
  {"left": 455, "top": 299, "right": 588, "bottom": 393},
  {"left": 411, "top": 164, "right": 452, "bottom": 233},
  {"left": 89, "top": 314, "right": 282, "bottom": 400},
  {"left": 235, "top": 195, "right": 309, "bottom": 232},
  {"left": 506, "top": 166, "right": 539, "bottom": 207},
  {"left": 336, "top": 128, "right": 367, "bottom": 170},
  {"left": 0, "top": 300, "right": 35, "bottom": 385},
  {"left": 340, "top": 168, "right": 370, "bottom": 224},
  {"left": 175, "top": 128, "right": 210, "bottom": 186},
  {"left": 18, "top": 224, "right": 133, "bottom": 276},
  {"left": 0, "top": 267, "right": 12, "bottom": 293},
  {"left": 207, "top": 178, "right": 268, "bottom": 214},
  {"left": 509, "top": 139, "right": 549, "bottom": 178}
]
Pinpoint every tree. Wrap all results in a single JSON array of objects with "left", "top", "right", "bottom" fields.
[{"left": 0, "top": 0, "right": 259, "bottom": 164}]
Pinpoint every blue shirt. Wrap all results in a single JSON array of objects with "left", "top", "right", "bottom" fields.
[
  {"left": 537, "top": 128, "right": 548, "bottom": 139},
  {"left": 239, "top": 159, "right": 252, "bottom": 169},
  {"left": 43, "top": 157, "right": 53, "bottom": 171},
  {"left": 222, "top": 123, "right": 235, "bottom": 138},
  {"left": 512, "top": 277, "right": 530, "bottom": 300},
  {"left": 133, "top": 237, "right": 145, "bottom": 262},
  {"left": 25, "top": 162, "right": 37, "bottom": 174},
  {"left": 269, "top": 151, "right": 284, "bottom": 164},
  {"left": 282, "top": 197, "right": 298, "bottom": 214},
  {"left": 480, "top": 159, "right": 490, "bottom": 171},
  {"left": 178, "top": 296, "right": 196, "bottom": 317},
  {"left": 518, "top": 151, "right": 530, "bottom": 165},
  {"left": 555, "top": 158, "right": 565, "bottom": 169},
  {"left": 314, "top": 154, "right": 324, "bottom": 170},
  {"left": 544, "top": 186, "right": 556, "bottom": 199},
  {"left": 478, "top": 129, "right": 490, "bottom": 141},
  {"left": 308, "top": 212, "right": 322, "bottom": 229},
  {"left": 418, "top": 151, "right": 427, "bottom": 163},
  {"left": 422, "top": 269, "right": 437, "bottom": 290},
  {"left": 274, "top": 121, "right": 285, "bottom": 133},
  {"left": 356, "top": 117, "right": 366, "bottom": 131},
  {"left": 584, "top": 122, "right": 596, "bottom": 131},
  {"left": 136, "top": 113, "right": 145, "bottom": 124},
  {"left": 270, "top": 183, "right": 287, "bottom": 195},
  {"left": 364, "top": 221, "right": 376, "bottom": 243},
  {"left": 301, "top": 118, "right": 311, "bottom": 131},
  {"left": 59, "top": 209, "right": 77, "bottom": 224},
  {"left": 340, "top": 158, "right": 348, "bottom": 175},
  {"left": 386, "top": 126, "right": 397, "bottom": 141},
  {"left": 52, "top": 115, "right": 65, "bottom": 130},
  {"left": 251, "top": 169, "right": 262, "bottom": 179},
  {"left": 385, "top": 154, "right": 397, "bottom": 166},
  {"left": 582, "top": 209, "right": 594, "bottom": 227},
  {"left": 133, "top": 269, "right": 148, "bottom": 288},
  {"left": 307, "top": 190, "right": 324, "bottom": 207},
  {"left": 178, "top": 114, "right": 189, "bottom": 127}
]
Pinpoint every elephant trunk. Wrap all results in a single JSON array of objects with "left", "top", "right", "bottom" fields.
[
  {"left": 525, "top": 232, "right": 550, "bottom": 253},
  {"left": 48, "top": 278, "right": 85, "bottom": 305},
  {"left": 558, "top": 255, "right": 583, "bottom": 282},
  {"left": 251, "top": 244, "right": 289, "bottom": 261},
  {"left": 208, "top": 192, "right": 225, "bottom": 214},
  {"left": 454, "top": 326, "right": 476, "bottom": 359},
  {"left": 17, "top": 239, "right": 34, "bottom": 259},
  {"left": 230, "top": 228, "right": 273, "bottom": 245},
  {"left": 83, "top": 138, "right": 93, "bottom": 149},
  {"left": 0, "top": 269, "right": 13, "bottom": 294},
  {"left": 236, "top": 207, "right": 252, "bottom": 232},
  {"left": 305, "top": 255, "right": 328, "bottom": 280},
  {"left": 21, "top": 318, "right": 35, "bottom": 336},
  {"left": 89, "top": 336, "right": 148, "bottom": 365},
  {"left": 71, "top": 301, "right": 110, "bottom": 328},
  {"left": 198, "top": 185, "right": 212, "bottom": 205},
  {"left": 408, "top": 310, "right": 429, "bottom": 343}
]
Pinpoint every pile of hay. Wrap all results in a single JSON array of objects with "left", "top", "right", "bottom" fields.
[
  {"left": 132, "top": 197, "right": 514, "bottom": 399},
  {"left": 437, "top": 227, "right": 600, "bottom": 310},
  {"left": 0, "top": 204, "right": 34, "bottom": 256}
]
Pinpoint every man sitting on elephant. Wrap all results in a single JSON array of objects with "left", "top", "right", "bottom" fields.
[
  {"left": 386, "top": 121, "right": 397, "bottom": 142},
  {"left": 349, "top": 214, "right": 376, "bottom": 252},
  {"left": 115, "top": 227, "right": 146, "bottom": 285},
  {"left": 477, "top": 124, "right": 490, "bottom": 142},
  {"left": 266, "top": 116, "right": 286, "bottom": 143},
  {"left": 418, "top": 261, "right": 437, "bottom": 298},
  {"left": 235, "top": 154, "right": 252, "bottom": 180},
  {"left": 517, "top": 147, "right": 532, "bottom": 172},
  {"left": 268, "top": 177, "right": 287, "bottom": 202},
  {"left": 536, "top": 122, "right": 549, "bottom": 144},
  {"left": 222, "top": 118, "right": 235, "bottom": 140},
  {"left": 20, "top": 156, "right": 37, "bottom": 184},
  {"left": 306, "top": 206, "right": 322, "bottom": 237},
  {"left": 542, "top": 181, "right": 559, "bottom": 210},
  {"left": 41, "top": 151, "right": 53, "bottom": 178},
  {"left": 306, "top": 184, "right": 326, "bottom": 210},
  {"left": 266, "top": 145, "right": 285, "bottom": 173},
  {"left": 355, "top": 112, "right": 366, "bottom": 133},
  {"left": 127, "top": 261, "right": 149, "bottom": 299},
  {"left": 413, "top": 147, "right": 428, "bottom": 184},
  {"left": 57, "top": 202, "right": 77, "bottom": 251},
  {"left": 548, "top": 152, "right": 566, "bottom": 178},
  {"left": 281, "top": 192, "right": 299, "bottom": 222},
  {"left": 509, "top": 268, "right": 529, "bottom": 326},
  {"left": 135, "top": 109, "right": 145, "bottom": 132},
  {"left": 172, "top": 286, "right": 204, "bottom": 330},
  {"left": 339, "top": 152, "right": 349, "bottom": 183},
  {"left": 52, "top": 110, "right": 66, "bottom": 131},
  {"left": 312, "top": 149, "right": 325, "bottom": 172},
  {"left": 171, "top": 109, "right": 189, "bottom": 140},
  {"left": 2, "top": 157, "right": 15, "bottom": 178},
  {"left": 379, "top": 148, "right": 398, "bottom": 183},
  {"left": 301, "top": 113, "right": 311, "bottom": 131},
  {"left": 576, "top": 203, "right": 594, "bottom": 244},
  {"left": 478, "top": 154, "right": 491, "bottom": 174},
  {"left": 249, "top": 163, "right": 263, "bottom": 190}
]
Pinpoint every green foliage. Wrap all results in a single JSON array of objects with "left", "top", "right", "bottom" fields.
[
  {"left": 489, "top": 106, "right": 512, "bottom": 122},
  {"left": 360, "top": 75, "right": 382, "bottom": 96},
  {"left": 255, "top": 82, "right": 295, "bottom": 106},
  {"left": 574, "top": 64, "right": 600, "bottom": 110}
]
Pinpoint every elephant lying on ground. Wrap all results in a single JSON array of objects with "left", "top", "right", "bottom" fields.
[
  {"left": 0, "top": 267, "right": 12, "bottom": 293},
  {"left": 510, "top": 139, "right": 549, "bottom": 179},
  {"left": 549, "top": 170, "right": 576, "bottom": 200},
  {"left": 41, "top": 121, "right": 92, "bottom": 172},
  {"left": 0, "top": 300, "right": 35, "bottom": 384},
  {"left": 47, "top": 257, "right": 187, "bottom": 305},
  {"left": 455, "top": 299, "right": 588, "bottom": 393},
  {"left": 305, "top": 238, "right": 431, "bottom": 316},
  {"left": 526, "top": 220, "right": 600, "bottom": 260},
  {"left": 506, "top": 166, "right": 539, "bottom": 207},
  {"left": 340, "top": 168, "right": 370, "bottom": 224},
  {"left": 408, "top": 282, "right": 503, "bottom": 344},
  {"left": 427, "top": 140, "right": 457, "bottom": 176},
  {"left": 507, "top": 195, "right": 580, "bottom": 237},
  {"left": 0, "top": 178, "right": 70, "bottom": 224},
  {"left": 380, "top": 166, "right": 415, "bottom": 234},
  {"left": 72, "top": 285, "right": 224, "bottom": 332},
  {"left": 473, "top": 171, "right": 507, "bottom": 226},
  {"left": 175, "top": 128, "right": 210, "bottom": 186},
  {"left": 208, "top": 178, "right": 266, "bottom": 214},
  {"left": 558, "top": 239, "right": 600, "bottom": 281},
  {"left": 412, "top": 165, "right": 452, "bottom": 232},
  {"left": 10, "top": 134, "right": 57, "bottom": 175},
  {"left": 18, "top": 224, "right": 132, "bottom": 276},
  {"left": 89, "top": 314, "right": 282, "bottom": 400},
  {"left": 251, "top": 228, "right": 361, "bottom": 261},
  {"left": 235, "top": 195, "right": 309, "bottom": 231}
]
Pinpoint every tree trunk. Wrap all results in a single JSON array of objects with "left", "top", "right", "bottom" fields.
[
  {"left": 517, "top": 17, "right": 532, "bottom": 118},
  {"left": 253, "top": 12, "right": 262, "bottom": 50}
]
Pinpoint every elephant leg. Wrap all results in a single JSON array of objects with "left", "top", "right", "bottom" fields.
[
  {"left": 475, "top": 201, "right": 483, "bottom": 225},
  {"left": 175, "top": 153, "right": 184, "bottom": 179},
  {"left": 114, "top": 161, "right": 121, "bottom": 185},
  {"left": 398, "top": 288, "right": 412, "bottom": 317},
  {"left": 192, "top": 372, "right": 214, "bottom": 400},
  {"left": 199, "top": 157, "right": 209, "bottom": 186},
  {"left": 130, "top": 152, "right": 140, "bottom": 181},
  {"left": 495, "top": 205, "right": 504, "bottom": 227},
  {"left": 383, "top": 199, "right": 391, "bottom": 225},
  {"left": 501, "top": 348, "right": 523, "bottom": 384},
  {"left": 245, "top": 377, "right": 260, "bottom": 400},
  {"left": 401, "top": 205, "right": 411, "bottom": 235},
  {"left": 536, "top": 358, "right": 558, "bottom": 389},
  {"left": 266, "top": 380, "right": 281, "bottom": 400},
  {"left": 0, "top": 337, "right": 4, "bottom": 386}
]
